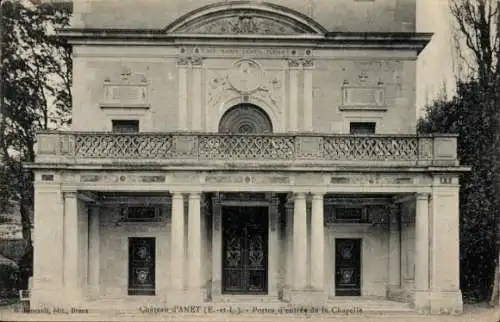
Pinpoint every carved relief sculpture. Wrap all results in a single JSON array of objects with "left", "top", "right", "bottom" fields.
[{"left": 102, "top": 66, "right": 149, "bottom": 107}]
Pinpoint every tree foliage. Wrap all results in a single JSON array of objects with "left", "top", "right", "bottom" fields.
[
  {"left": 448, "top": 0, "right": 500, "bottom": 304},
  {"left": 418, "top": 80, "right": 497, "bottom": 301},
  {"left": 418, "top": 0, "right": 500, "bottom": 303},
  {"left": 0, "top": 0, "right": 72, "bottom": 286}
]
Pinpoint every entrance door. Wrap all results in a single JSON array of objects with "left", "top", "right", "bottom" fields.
[
  {"left": 335, "top": 238, "right": 361, "bottom": 296},
  {"left": 222, "top": 206, "right": 268, "bottom": 294},
  {"left": 128, "top": 237, "right": 155, "bottom": 295}
]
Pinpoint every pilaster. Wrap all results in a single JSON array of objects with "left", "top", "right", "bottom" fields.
[
  {"left": 387, "top": 203, "right": 402, "bottom": 298},
  {"left": 268, "top": 195, "right": 280, "bottom": 297},
  {"left": 31, "top": 186, "right": 65, "bottom": 308},
  {"left": 87, "top": 204, "right": 100, "bottom": 299},
  {"left": 414, "top": 192, "right": 430, "bottom": 313},
  {"left": 429, "top": 175, "right": 463, "bottom": 314},
  {"left": 177, "top": 59, "right": 188, "bottom": 131},
  {"left": 211, "top": 195, "right": 222, "bottom": 300},
  {"left": 63, "top": 191, "right": 80, "bottom": 305},
  {"left": 285, "top": 197, "right": 294, "bottom": 289},
  {"left": 288, "top": 60, "right": 300, "bottom": 131},
  {"left": 303, "top": 60, "right": 314, "bottom": 131},
  {"left": 191, "top": 60, "right": 203, "bottom": 131}
]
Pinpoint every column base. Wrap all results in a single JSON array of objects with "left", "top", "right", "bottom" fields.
[
  {"left": 386, "top": 285, "right": 407, "bottom": 302},
  {"left": 285, "top": 289, "right": 328, "bottom": 305},
  {"left": 413, "top": 290, "right": 430, "bottom": 314},
  {"left": 429, "top": 290, "right": 463, "bottom": 315},
  {"left": 29, "top": 288, "right": 66, "bottom": 311}
]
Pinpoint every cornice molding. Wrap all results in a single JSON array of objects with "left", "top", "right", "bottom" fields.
[{"left": 55, "top": 29, "right": 432, "bottom": 54}]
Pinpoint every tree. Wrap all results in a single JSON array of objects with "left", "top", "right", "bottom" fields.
[
  {"left": 417, "top": 0, "right": 500, "bottom": 304},
  {"left": 0, "top": 0, "right": 72, "bottom": 288},
  {"left": 419, "top": 80, "right": 497, "bottom": 302}
]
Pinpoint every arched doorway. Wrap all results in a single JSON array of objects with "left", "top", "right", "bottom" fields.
[{"left": 218, "top": 104, "right": 273, "bottom": 134}]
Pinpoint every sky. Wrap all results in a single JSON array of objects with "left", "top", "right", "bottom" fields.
[{"left": 416, "top": 0, "right": 456, "bottom": 117}]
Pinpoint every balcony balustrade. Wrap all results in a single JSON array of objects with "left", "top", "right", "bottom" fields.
[{"left": 33, "top": 131, "right": 459, "bottom": 168}]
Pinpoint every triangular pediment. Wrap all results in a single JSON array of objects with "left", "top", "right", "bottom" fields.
[{"left": 165, "top": 2, "right": 326, "bottom": 35}]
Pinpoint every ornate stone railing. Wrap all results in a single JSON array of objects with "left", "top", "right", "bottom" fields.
[{"left": 34, "top": 131, "right": 458, "bottom": 167}]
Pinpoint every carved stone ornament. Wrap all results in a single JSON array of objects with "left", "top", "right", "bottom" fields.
[
  {"left": 102, "top": 67, "right": 149, "bottom": 106},
  {"left": 228, "top": 59, "right": 263, "bottom": 93},
  {"left": 176, "top": 15, "right": 309, "bottom": 35}
]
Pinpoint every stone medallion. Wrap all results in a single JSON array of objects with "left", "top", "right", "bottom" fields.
[{"left": 228, "top": 59, "right": 263, "bottom": 93}]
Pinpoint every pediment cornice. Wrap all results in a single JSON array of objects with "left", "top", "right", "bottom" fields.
[{"left": 164, "top": 1, "right": 327, "bottom": 35}]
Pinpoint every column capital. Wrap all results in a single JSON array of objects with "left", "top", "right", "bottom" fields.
[
  {"left": 293, "top": 192, "right": 307, "bottom": 200},
  {"left": 416, "top": 192, "right": 430, "bottom": 201},
  {"left": 311, "top": 193, "right": 324, "bottom": 200},
  {"left": 171, "top": 192, "right": 185, "bottom": 199},
  {"left": 63, "top": 191, "right": 77, "bottom": 199},
  {"left": 288, "top": 58, "right": 302, "bottom": 68},
  {"left": 188, "top": 192, "right": 202, "bottom": 199},
  {"left": 177, "top": 57, "right": 190, "bottom": 66},
  {"left": 191, "top": 57, "right": 204, "bottom": 67}
]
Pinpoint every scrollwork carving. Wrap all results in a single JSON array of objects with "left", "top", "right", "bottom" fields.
[{"left": 182, "top": 15, "right": 303, "bottom": 35}]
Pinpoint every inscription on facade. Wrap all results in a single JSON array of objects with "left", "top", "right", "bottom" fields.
[
  {"left": 330, "top": 175, "right": 415, "bottom": 185},
  {"left": 183, "top": 46, "right": 311, "bottom": 58}
]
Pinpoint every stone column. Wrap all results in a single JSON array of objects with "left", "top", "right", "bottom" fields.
[
  {"left": 293, "top": 193, "right": 308, "bottom": 290},
  {"left": 288, "top": 60, "right": 300, "bottom": 131},
  {"left": 177, "top": 59, "right": 188, "bottom": 131},
  {"left": 170, "top": 193, "right": 185, "bottom": 291},
  {"left": 414, "top": 193, "right": 430, "bottom": 312},
  {"left": 31, "top": 186, "right": 64, "bottom": 308},
  {"left": 211, "top": 195, "right": 222, "bottom": 299},
  {"left": 429, "top": 176, "right": 463, "bottom": 314},
  {"left": 87, "top": 205, "right": 100, "bottom": 299},
  {"left": 191, "top": 60, "right": 203, "bottom": 131},
  {"left": 310, "top": 193, "right": 324, "bottom": 291},
  {"left": 285, "top": 197, "right": 294, "bottom": 289},
  {"left": 387, "top": 203, "right": 401, "bottom": 297},
  {"left": 268, "top": 195, "right": 279, "bottom": 297},
  {"left": 303, "top": 60, "right": 314, "bottom": 131},
  {"left": 63, "top": 191, "right": 80, "bottom": 304},
  {"left": 188, "top": 193, "right": 202, "bottom": 294}
]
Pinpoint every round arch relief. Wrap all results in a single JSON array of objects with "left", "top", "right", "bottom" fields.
[
  {"left": 219, "top": 104, "right": 273, "bottom": 134},
  {"left": 164, "top": 1, "right": 327, "bottom": 35}
]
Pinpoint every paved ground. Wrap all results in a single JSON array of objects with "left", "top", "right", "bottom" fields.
[{"left": 0, "top": 303, "right": 499, "bottom": 322}]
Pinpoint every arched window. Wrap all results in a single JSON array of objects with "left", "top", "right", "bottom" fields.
[{"left": 218, "top": 104, "right": 273, "bottom": 134}]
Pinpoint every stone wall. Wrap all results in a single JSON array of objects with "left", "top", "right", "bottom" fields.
[
  {"left": 72, "top": 0, "right": 416, "bottom": 33},
  {"left": 94, "top": 201, "right": 392, "bottom": 301},
  {"left": 71, "top": 48, "right": 417, "bottom": 134}
]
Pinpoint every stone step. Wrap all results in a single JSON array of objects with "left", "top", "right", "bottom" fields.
[{"left": 1, "top": 309, "right": 425, "bottom": 322}]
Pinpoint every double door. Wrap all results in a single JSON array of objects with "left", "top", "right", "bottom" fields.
[{"left": 222, "top": 206, "right": 269, "bottom": 294}]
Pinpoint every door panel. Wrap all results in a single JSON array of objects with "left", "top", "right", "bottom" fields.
[
  {"left": 222, "top": 206, "right": 268, "bottom": 294},
  {"left": 128, "top": 237, "right": 155, "bottom": 295},
  {"left": 335, "top": 238, "right": 361, "bottom": 296}
]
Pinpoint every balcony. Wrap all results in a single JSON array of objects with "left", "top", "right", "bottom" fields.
[{"left": 33, "top": 131, "right": 459, "bottom": 169}]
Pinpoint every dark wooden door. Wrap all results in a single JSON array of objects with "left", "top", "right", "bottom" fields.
[
  {"left": 222, "top": 206, "right": 268, "bottom": 294},
  {"left": 335, "top": 238, "right": 361, "bottom": 296},
  {"left": 128, "top": 237, "right": 155, "bottom": 295}
]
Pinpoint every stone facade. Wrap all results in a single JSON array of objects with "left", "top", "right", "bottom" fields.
[{"left": 27, "top": 0, "right": 467, "bottom": 316}]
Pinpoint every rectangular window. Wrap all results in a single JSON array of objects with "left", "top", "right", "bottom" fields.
[
  {"left": 349, "top": 122, "right": 376, "bottom": 134},
  {"left": 112, "top": 119, "right": 139, "bottom": 133},
  {"left": 128, "top": 237, "right": 155, "bottom": 296}
]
